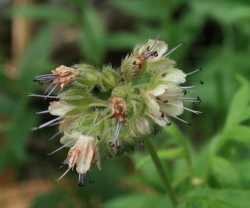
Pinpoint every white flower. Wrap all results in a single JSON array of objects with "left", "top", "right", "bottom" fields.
[
  {"left": 58, "top": 134, "right": 101, "bottom": 184},
  {"left": 134, "top": 39, "right": 168, "bottom": 62},
  {"left": 67, "top": 135, "right": 100, "bottom": 173},
  {"left": 161, "top": 68, "right": 186, "bottom": 84},
  {"left": 145, "top": 82, "right": 185, "bottom": 126}
]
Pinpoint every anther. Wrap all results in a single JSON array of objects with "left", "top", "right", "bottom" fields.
[{"left": 78, "top": 173, "right": 87, "bottom": 187}]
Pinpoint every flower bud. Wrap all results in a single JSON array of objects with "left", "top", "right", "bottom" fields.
[{"left": 52, "top": 65, "right": 80, "bottom": 89}]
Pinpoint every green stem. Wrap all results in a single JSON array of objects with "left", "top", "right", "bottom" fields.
[{"left": 144, "top": 138, "right": 178, "bottom": 207}]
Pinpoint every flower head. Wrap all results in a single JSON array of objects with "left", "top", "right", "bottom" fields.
[{"left": 33, "top": 39, "right": 201, "bottom": 184}]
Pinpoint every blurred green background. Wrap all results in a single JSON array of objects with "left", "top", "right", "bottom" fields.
[{"left": 1, "top": 0, "right": 250, "bottom": 207}]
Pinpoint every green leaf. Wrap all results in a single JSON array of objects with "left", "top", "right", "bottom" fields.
[
  {"left": 211, "top": 156, "right": 241, "bottom": 187},
  {"left": 227, "top": 126, "right": 250, "bottom": 145},
  {"left": 11, "top": 5, "right": 77, "bottom": 24},
  {"left": 179, "top": 188, "right": 250, "bottom": 208},
  {"left": 80, "top": 6, "right": 106, "bottom": 65},
  {"left": 133, "top": 154, "right": 165, "bottom": 192},
  {"left": 104, "top": 193, "right": 172, "bottom": 208},
  {"left": 235, "top": 160, "right": 250, "bottom": 187},
  {"left": 225, "top": 76, "right": 249, "bottom": 129}
]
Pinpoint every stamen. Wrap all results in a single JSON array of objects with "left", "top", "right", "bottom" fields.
[
  {"left": 78, "top": 173, "right": 87, "bottom": 187},
  {"left": 44, "top": 82, "right": 55, "bottom": 93},
  {"left": 34, "top": 74, "right": 55, "bottom": 82},
  {"left": 172, "top": 116, "right": 190, "bottom": 125},
  {"left": 48, "top": 131, "right": 61, "bottom": 141},
  {"left": 183, "top": 96, "right": 202, "bottom": 104},
  {"left": 113, "top": 122, "right": 122, "bottom": 147},
  {"left": 181, "top": 85, "right": 196, "bottom": 89},
  {"left": 183, "top": 106, "right": 202, "bottom": 115},
  {"left": 28, "top": 94, "right": 59, "bottom": 99},
  {"left": 36, "top": 73, "right": 54, "bottom": 78},
  {"left": 32, "top": 117, "right": 62, "bottom": 131},
  {"left": 183, "top": 99, "right": 201, "bottom": 103},
  {"left": 182, "top": 97, "right": 200, "bottom": 101},
  {"left": 48, "top": 141, "right": 72, "bottom": 156},
  {"left": 45, "top": 85, "right": 57, "bottom": 98},
  {"left": 57, "top": 168, "right": 71, "bottom": 182},
  {"left": 167, "top": 102, "right": 202, "bottom": 115},
  {"left": 36, "top": 110, "right": 49, "bottom": 115},
  {"left": 186, "top": 68, "right": 201, "bottom": 76},
  {"left": 164, "top": 43, "right": 183, "bottom": 57},
  {"left": 47, "top": 121, "right": 61, "bottom": 127}
]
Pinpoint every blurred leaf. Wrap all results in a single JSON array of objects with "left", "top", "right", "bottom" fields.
[
  {"left": 133, "top": 154, "right": 165, "bottom": 192},
  {"left": 192, "top": 1, "right": 250, "bottom": 25},
  {"left": 235, "top": 160, "right": 250, "bottom": 188},
  {"left": 104, "top": 193, "right": 172, "bottom": 208},
  {"left": 19, "top": 26, "right": 54, "bottom": 93},
  {"left": 179, "top": 188, "right": 250, "bottom": 208},
  {"left": 111, "top": 0, "right": 169, "bottom": 20},
  {"left": 211, "top": 156, "right": 241, "bottom": 187},
  {"left": 31, "top": 189, "right": 76, "bottom": 208},
  {"left": 209, "top": 77, "right": 250, "bottom": 156},
  {"left": 76, "top": 159, "right": 126, "bottom": 201},
  {"left": 227, "top": 126, "right": 250, "bottom": 145},
  {"left": 11, "top": 5, "right": 77, "bottom": 24},
  {"left": 0, "top": 94, "right": 15, "bottom": 115},
  {"left": 107, "top": 32, "right": 144, "bottom": 50},
  {"left": 164, "top": 125, "right": 193, "bottom": 175},
  {"left": 80, "top": 6, "right": 106, "bottom": 65},
  {"left": 224, "top": 76, "right": 249, "bottom": 128},
  {"left": 136, "top": 147, "right": 184, "bottom": 169}
]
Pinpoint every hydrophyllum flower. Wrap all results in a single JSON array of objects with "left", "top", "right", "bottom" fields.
[
  {"left": 121, "top": 39, "right": 182, "bottom": 80},
  {"left": 33, "top": 39, "right": 201, "bottom": 185},
  {"left": 145, "top": 83, "right": 201, "bottom": 126},
  {"left": 58, "top": 134, "right": 100, "bottom": 186}
]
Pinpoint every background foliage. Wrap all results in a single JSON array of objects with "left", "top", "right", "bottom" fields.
[{"left": 1, "top": 0, "right": 250, "bottom": 207}]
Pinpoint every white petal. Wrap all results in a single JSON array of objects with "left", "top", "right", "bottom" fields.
[
  {"left": 150, "top": 84, "right": 168, "bottom": 97},
  {"left": 60, "top": 131, "right": 81, "bottom": 146},
  {"left": 49, "top": 101, "right": 74, "bottom": 116},
  {"left": 159, "top": 84, "right": 184, "bottom": 101},
  {"left": 75, "top": 135, "right": 97, "bottom": 174},
  {"left": 162, "top": 69, "right": 186, "bottom": 84},
  {"left": 136, "top": 118, "right": 151, "bottom": 135},
  {"left": 161, "top": 100, "right": 184, "bottom": 117},
  {"left": 148, "top": 113, "right": 169, "bottom": 126},
  {"left": 145, "top": 94, "right": 161, "bottom": 116}
]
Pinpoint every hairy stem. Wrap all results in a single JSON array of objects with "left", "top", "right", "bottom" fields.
[{"left": 144, "top": 138, "right": 178, "bottom": 206}]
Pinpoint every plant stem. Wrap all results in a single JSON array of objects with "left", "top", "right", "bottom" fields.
[{"left": 144, "top": 138, "right": 178, "bottom": 207}]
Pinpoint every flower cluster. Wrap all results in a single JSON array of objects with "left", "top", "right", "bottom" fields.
[{"left": 33, "top": 39, "right": 200, "bottom": 185}]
